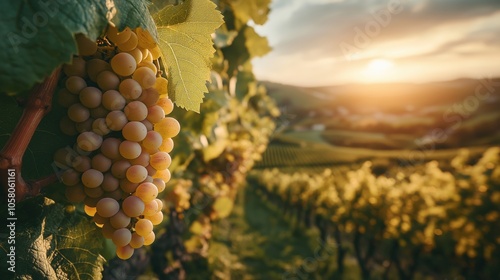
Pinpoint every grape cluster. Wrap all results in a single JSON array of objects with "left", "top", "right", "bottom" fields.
[{"left": 54, "top": 26, "right": 180, "bottom": 260}]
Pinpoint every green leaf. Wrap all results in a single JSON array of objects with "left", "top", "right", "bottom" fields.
[
  {"left": 228, "top": 0, "right": 271, "bottom": 25},
  {"left": 244, "top": 26, "right": 271, "bottom": 58},
  {"left": 212, "top": 196, "right": 234, "bottom": 219},
  {"left": 153, "top": 0, "right": 224, "bottom": 112},
  {"left": 0, "top": 0, "right": 156, "bottom": 94},
  {"left": 0, "top": 197, "right": 105, "bottom": 279}
]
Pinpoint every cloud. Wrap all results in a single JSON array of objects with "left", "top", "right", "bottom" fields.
[{"left": 253, "top": 0, "right": 500, "bottom": 86}]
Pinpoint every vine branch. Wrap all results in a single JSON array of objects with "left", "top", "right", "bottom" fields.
[{"left": 1, "top": 67, "right": 61, "bottom": 202}]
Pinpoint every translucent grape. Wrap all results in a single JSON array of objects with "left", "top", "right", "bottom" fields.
[
  {"left": 101, "top": 138, "right": 122, "bottom": 159},
  {"left": 149, "top": 152, "right": 171, "bottom": 171},
  {"left": 143, "top": 231, "right": 155, "bottom": 246},
  {"left": 106, "top": 26, "right": 132, "bottom": 45},
  {"left": 142, "top": 131, "right": 162, "bottom": 151},
  {"left": 106, "top": 110, "right": 128, "bottom": 131},
  {"left": 137, "top": 61, "right": 157, "bottom": 73},
  {"left": 146, "top": 211, "right": 163, "bottom": 226},
  {"left": 154, "top": 117, "right": 180, "bottom": 138},
  {"left": 91, "top": 153, "right": 112, "bottom": 172},
  {"left": 96, "top": 197, "right": 120, "bottom": 218},
  {"left": 111, "top": 52, "right": 137, "bottom": 76},
  {"left": 153, "top": 169, "right": 171, "bottom": 182},
  {"left": 134, "top": 219, "right": 153, "bottom": 237},
  {"left": 153, "top": 178, "right": 166, "bottom": 193},
  {"left": 122, "top": 196, "right": 145, "bottom": 217},
  {"left": 81, "top": 168, "right": 104, "bottom": 188},
  {"left": 157, "top": 97, "right": 174, "bottom": 115},
  {"left": 159, "top": 138, "right": 174, "bottom": 153},
  {"left": 111, "top": 160, "right": 132, "bottom": 179},
  {"left": 129, "top": 150, "right": 150, "bottom": 167},
  {"left": 134, "top": 182, "right": 158, "bottom": 203},
  {"left": 124, "top": 101, "right": 148, "bottom": 121},
  {"left": 143, "top": 199, "right": 159, "bottom": 216},
  {"left": 129, "top": 233, "right": 144, "bottom": 249},
  {"left": 126, "top": 165, "right": 148, "bottom": 183},
  {"left": 147, "top": 105, "right": 165, "bottom": 124},
  {"left": 119, "top": 140, "right": 142, "bottom": 159},
  {"left": 84, "top": 205, "right": 97, "bottom": 216},
  {"left": 77, "top": 131, "right": 103, "bottom": 152},
  {"left": 102, "top": 90, "right": 126, "bottom": 111},
  {"left": 96, "top": 70, "right": 120, "bottom": 91},
  {"left": 112, "top": 228, "right": 132, "bottom": 247},
  {"left": 65, "top": 76, "right": 87, "bottom": 94},
  {"left": 68, "top": 103, "right": 90, "bottom": 123},
  {"left": 110, "top": 210, "right": 131, "bottom": 229},
  {"left": 120, "top": 179, "right": 139, "bottom": 193},
  {"left": 132, "top": 67, "right": 156, "bottom": 89},
  {"left": 79, "top": 87, "right": 102, "bottom": 109},
  {"left": 122, "top": 121, "right": 147, "bottom": 142},
  {"left": 137, "top": 88, "right": 159, "bottom": 107},
  {"left": 116, "top": 245, "right": 134, "bottom": 260},
  {"left": 119, "top": 79, "right": 142, "bottom": 100},
  {"left": 117, "top": 32, "right": 138, "bottom": 52}
]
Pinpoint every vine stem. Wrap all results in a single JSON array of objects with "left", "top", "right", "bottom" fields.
[{"left": 1, "top": 67, "right": 61, "bottom": 202}]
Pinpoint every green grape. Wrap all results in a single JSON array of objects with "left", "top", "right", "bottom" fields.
[
  {"left": 146, "top": 210, "right": 163, "bottom": 226},
  {"left": 129, "top": 150, "right": 150, "bottom": 167},
  {"left": 137, "top": 60, "right": 157, "bottom": 73},
  {"left": 122, "top": 196, "right": 145, "bottom": 217},
  {"left": 116, "top": 245, "right": 134, "bottom": 260},
  {"left": 142, "top": 131, "right": 162, "bottom": 151},
  {"left": 75, "top": 118, "right": 94, "bottom": 133},
  {"left": 124, "top": 101, "right": 148, "bottom": 121},
  {"left": 81, "top": 168, "right": 104, "bottom": 188},
  {"left": 102, "top": 90, "right": 126, "bottom": 111},
  {"left": 110, "top": 210, "right": 131, "bottom": 229},
  {"left": 129, "top": 233, "right": 144, "bottom": 249},
  {"left": 120, "top": 179, "right": 139, "bottom": 193},
  {"left": 132, "top": 67, "right": 156, "bottom": 89},
  {"left": 111, "top": 160, "right": 132, "bottom": 179},
  {"left": 117, "top": 32, "right": 138, "bottom": 52},
  {"left": 100, "top": 138, "right": 122, "bottom": 159},
  {"left": 106, "top": 110, "right": 128, "bottom": 131},
  {"left": 77, "top": 131, "right": 103, "bottom": 152},
  {"left": 122, "top": 121, "right": 147, "bottom": 142},
  {"left": 92, "top": 118, "right": 111, "bottom": 136},
  {"left": 68, "top": 103, "right": 90, "bottom": 123},
  {"left": 154, "top": 117, "right": 180, "bottom": 138},
  {"left": 93, "top": 212, "right": 107, "bottom": 224},
  {"left": 153, "top": 178, "right": 166, "bottom": 193},
  {"left": 65, "top": 76, "right": 87, "bottom": 94},
  {"left": 119, "top": 78, "right": 142, "bottom": 100},
  {"left": 137, "top": 87, "right": 159, "bottom": 107},
  {"left": 65, "top": 184, "right": 86, "bottom": 203},
  {"left": 112, "top": 228, "right": 132, "bottom": 247},
  {"left": 134, "top": 219, "right": 153, "bottom": 237},
  {"left": 141, "top": 119, "right": 153, "bottom": 131},
  {"left": 84, "top": 186, "right": 103, "bottom": 198},
  {"left": 84, "top": 205, "right": 97, "bottom": 216},
  {"left": 60, "top": 116, "right": 77, "bottom": 136},
  {"left": 143, "top": 231, "right": 155, "bottom": 246},
  {"left": 106, "top": 26, "right": 132, "bottom": 45},
  {"left": 102, "top": 220, "right": 115, "bottom": 239},
  {"left": 96, "top": 197, "right": 120, "bottom": 218},
  {"left": 146, "top": 105, "right": 165, "bottom": 124},
  {"left": 79, "top": 87, "right": 102, "bottom": 109},
  {"left": 96, "top": 70, "right": 120, "bottom": 91},
  {"left": 63, "top": 57, "right": 86, "bottom": 77},
  {"left": 111, "top": 52, "right": 137, "bottom": 77},
  {"left": 125, "top": 48, "right": 143, "bottom": 64},
  {"left": 157, "top": 97, "right": 174, "bottom": 115},
  {"left": 149, "top": 152, "right": 171, "bottom": 171},
  {"left": 58, "top": 88, "right": 79, "bottom": 108},
  {"left": 72, "top": 155, "right": 91, "bottom": 173},
  {"left": 159, "top": 138, "right": 174, "bottom": 153},
  {"left": 143, "top": 199, "right": 158, "bottom": 216},
  {"left": 90, "top": 106, "right": 109, "bottom": 119},
  {"left": 126, "top": 165, "right": 148, "bottom": 184},
  {"left": 91, "top": 153, "right": 112, "bottom": 172},
  {"left": 87, "top": 59, "right": 111, "bottom": 82},
  {"left": 119, "top": 140, "right": 142, "bottom": 159},
  {"left": 75, "top": 34, "right": 97, "bottom": 56},
  {"left": 102, "top": 172, "right": 120, "bottom": 192},
  {"left": 134, "top": 182, "right": 158, "bottom": 203}
]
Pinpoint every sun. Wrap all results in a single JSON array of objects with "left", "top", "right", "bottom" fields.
[{"left": 363, "top": 59, "right": 395, "bottom": 82}]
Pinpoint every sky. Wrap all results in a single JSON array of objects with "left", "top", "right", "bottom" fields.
[{"left": 252, "top": 0, "right": 500, "bottom": 87}]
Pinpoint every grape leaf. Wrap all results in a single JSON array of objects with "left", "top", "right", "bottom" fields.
[
  {"left": 0, "top": 197, "right": 105, "bottom": 280},
  {"left": 0, "top": 0, "right": 156, "bottom": 94},
  {"left": 228, "top": 0, "right": 271, "bottom": 25},
  {"left": 153, "top": 0, "right": 224, "bottom": 113}
]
